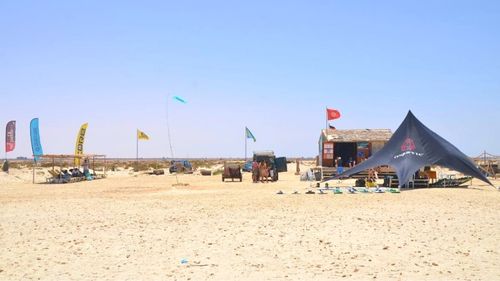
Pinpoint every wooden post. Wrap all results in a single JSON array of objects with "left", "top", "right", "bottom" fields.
[{"left": 295, "top": 159, "right": 300, "bottom": 175}]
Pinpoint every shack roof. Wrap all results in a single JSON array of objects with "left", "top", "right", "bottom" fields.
[{"left": 321, "top": 128, "right": 392, "bottom": 142}]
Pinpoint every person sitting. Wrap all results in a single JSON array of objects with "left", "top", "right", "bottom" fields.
[
  {"left": 84, "top": 169, "right": 93, "bottom": 181},
  {"left": 70, "top": 168, "right": 79, "bottom": 177},
  {"left": 366, "top": 178, "right": 377, "bottom": 188},
  {"left": 62, "top": 169, "right": 72, "bottom": 182},
  {"left": 368, "top": 168, "right": 378, "bottom": 182}
]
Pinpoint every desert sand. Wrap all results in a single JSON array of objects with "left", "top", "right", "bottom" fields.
[{"left": 1, "top": 164, "right": 499, "bottom": 281}]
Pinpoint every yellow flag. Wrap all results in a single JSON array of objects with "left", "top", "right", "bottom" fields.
[
  {"left": 74, "top": 123, "right": 88, "bottom": 166},
  {"left": 137, "top": 129, "right": 149, "bottom": 140}
]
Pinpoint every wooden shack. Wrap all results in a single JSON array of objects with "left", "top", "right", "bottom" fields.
[{"left": 318, "top": 129, "right": 392, "bottom": 167}]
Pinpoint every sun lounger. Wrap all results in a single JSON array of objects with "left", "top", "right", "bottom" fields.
[
  {"left": 46, "top": 170, "right": 59, "bottom": 183},
  {"left": 47, "top": 169, "right": 60, "bottom": 178},
  {"left": 46, "top": 170, "right": 70, "bottom": 184}
]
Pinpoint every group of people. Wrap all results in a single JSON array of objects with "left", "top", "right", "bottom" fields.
[
  {"left": 59, "top": 168, "right": 83, "bottom": 181},
  {"left": 60, "top": 158, "right": 93, "bottom": 181},
  {"left": 251, "top": 161, "right": 274, "bottom": 183},
  {"left": 335, "top": 156, "right": 360, "bottom": 169},
  {"left": 334, "top": 156, "right": 359, "bottom": 175}
]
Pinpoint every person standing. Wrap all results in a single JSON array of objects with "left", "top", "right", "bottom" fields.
[
  {"left": 83, "top": 157, "right": 91, "bottom": 180},
  {"left": 259, "top": 161, "right": 269, "bottom": 183},
  {"left": 251, "top": 160, "right": 259, "bottom": 183},
  {"left": 348, "top": 157, "right": 356, "bottom": 168},
  {"left": 336, "top": 157, "right": 344, "bottom": 175},
  {"left": 2, "top": 160, "right": 9, "bottom": 173}
]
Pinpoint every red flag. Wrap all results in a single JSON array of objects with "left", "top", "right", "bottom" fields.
[
  {"left": 326, "top": 108, "right": 341, "bottom": 120},
  {"left": 6, "top": 120, "right": 16, "bottom": 153}
]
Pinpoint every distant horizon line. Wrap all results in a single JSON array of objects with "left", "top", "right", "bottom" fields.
[{"left": 5, "top": 156, "right": 317, "bottom": 162}]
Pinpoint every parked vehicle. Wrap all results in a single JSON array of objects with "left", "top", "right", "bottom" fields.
[
  {"left": 242, "top": 160, "right": 253, "bottom": 172},
  {"left": 222, "top": 162, "right": 242, "bottom": 182},
  {"left": 253, "top": 151, "right": 287, "bottom": 181},
  {"left": 168, "top": 160, "right": 193, "bottom": 174}
]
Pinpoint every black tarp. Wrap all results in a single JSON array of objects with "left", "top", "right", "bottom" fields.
[{"left": 326, "top": 111, "right": 492, "bottom": 187}]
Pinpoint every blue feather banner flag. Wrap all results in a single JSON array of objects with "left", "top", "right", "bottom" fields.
[{"left": 30, "top": 118, "right": 43, "bottom": 162}]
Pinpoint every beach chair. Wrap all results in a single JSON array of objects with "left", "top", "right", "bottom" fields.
[
  {"left": 47, "top": 169, "right": 59, "bottom": 178},
  {"left": 46, "top": 170, "right": 59, "bottom": 183},
  {"left": 46, "top": 170, "right": 69, "bottom": 184},
  {"left": 333, "top": 187, "right": 343, "bottom": 194}
]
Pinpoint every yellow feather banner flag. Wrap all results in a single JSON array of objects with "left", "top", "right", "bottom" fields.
[
  {"left": 137, "top": 129, "right": 150, "bottom": 140},
  {"left": 74, "top": 123, "right": 88, "bottom": 166}
]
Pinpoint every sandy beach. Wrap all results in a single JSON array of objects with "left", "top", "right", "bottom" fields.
[{"left": 0, "top": 165, "right": 499, "bottom": 281}]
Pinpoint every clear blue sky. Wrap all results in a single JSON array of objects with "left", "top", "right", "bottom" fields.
[{"left": 1, "top": 1, "right": 499, "bottom": 158}]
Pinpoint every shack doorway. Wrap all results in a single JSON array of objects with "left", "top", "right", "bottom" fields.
[{"left": 334, "top": 142, "right": 357, "bottom": 167}]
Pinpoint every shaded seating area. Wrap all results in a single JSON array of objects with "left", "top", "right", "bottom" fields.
[{"left": 36, "top": 154, "right": 107, "bottom": 184}]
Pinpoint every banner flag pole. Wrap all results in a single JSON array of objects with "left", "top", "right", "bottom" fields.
[
  {"left": 325, "top": 107, "right": 328, "bottom": 130},
  {"left": 136, "top": 129, "right": 139, "bottom": 171}
]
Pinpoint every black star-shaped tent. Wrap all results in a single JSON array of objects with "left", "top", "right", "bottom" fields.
[{"left": 327, "top": 111, "right": 492, "bottom": 187}]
